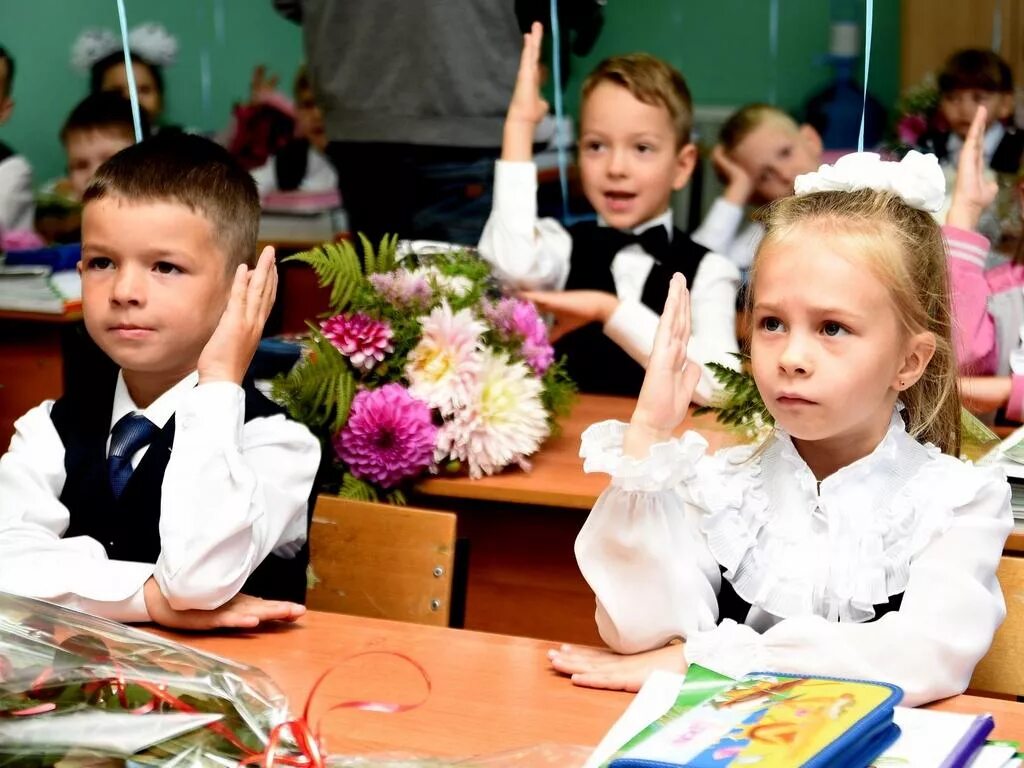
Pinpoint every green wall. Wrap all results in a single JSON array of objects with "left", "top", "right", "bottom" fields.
[
  {"left": 0, "top": 0, "right": 898, "bottom": 186},
  {"left": 0, "top": 0, "right": 303, "bottom": 183},
  {"left": 561, "top": 0, "right": 900, "bottom": 126}
]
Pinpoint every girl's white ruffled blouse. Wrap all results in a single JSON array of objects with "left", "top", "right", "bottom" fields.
[{"left": 577, "top": 411, "right": 1012, "bottom": 706}]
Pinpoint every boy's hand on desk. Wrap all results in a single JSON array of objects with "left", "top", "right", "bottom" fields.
[
  {"left": 626, "top": 275, "right": 701, "bottom": 457},
  {"left": 519, "top": 289, "right": 618, "bottom": 342},
  {"left": 548, "top": 643, "right": 687, "bottom": 692},
  {"left": 711, "top": 144, "right": 754, "bottom": 206},
  {"left": 144, "top": 578, "right": 304, "bottom": 630},
  {"left": 503, "top": 21, "right": 548, "bottom": 162},
  {"left": 198, "top": 246, "right": 279, "bottom": 386},
  {"left": 948, "top": 106, "right": 998, "bottom": 232}
]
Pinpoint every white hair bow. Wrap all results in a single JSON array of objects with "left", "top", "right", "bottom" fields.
[
  {"left": 71, "top": 23, "right": 178, "bottom": 72},
  {"left": 793, "top": 151, "right": 946, "bottom": 213}
]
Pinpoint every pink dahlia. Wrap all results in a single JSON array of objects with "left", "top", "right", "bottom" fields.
[
  {"left": 321, "top": 313, "right": 394, "bottom": 371},
  {"left": 484, "top": 298, "right": 554, "bottom": 375},
  {"left": 335, "top": 384, "right": 437, "bottom": 488}
]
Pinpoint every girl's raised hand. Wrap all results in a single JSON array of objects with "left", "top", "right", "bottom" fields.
[
  {"left": 948, "top": 105, "right": 999, "bottom": 231},
  {"left": 623, "top": 274, "right": 702, "bottom": 458}
]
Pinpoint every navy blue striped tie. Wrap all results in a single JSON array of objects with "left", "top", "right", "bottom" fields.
[{"left": 108, "top": 413, "right": 159, "bottom": 499}]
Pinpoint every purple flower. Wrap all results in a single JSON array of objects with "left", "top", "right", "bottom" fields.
[
  {"left": 335, "top": 384, "right": 438, "bottom": 488},
  {"left": 897, "top": 114, "right": 927, "bottom": 146},
  {"left": 321, "top": 313, "right": 394, "bottom": 371},
  {"left": 368, "top": 270, "right": 432, "bottom": 308},
  {"left": 485, "top": 297, "right": 555, "bottom": 375}
]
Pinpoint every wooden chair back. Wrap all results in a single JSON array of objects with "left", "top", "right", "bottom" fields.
[
  {"left": 970, "top": 555, "right": 1024, "bottom": 697},
  {"left": 307, "top": 495, "right": 457, "bottom": 627}
]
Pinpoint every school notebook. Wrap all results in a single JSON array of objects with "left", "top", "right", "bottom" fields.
[{"left": 608, "top": 671, "right": 901, "bottom": 768}]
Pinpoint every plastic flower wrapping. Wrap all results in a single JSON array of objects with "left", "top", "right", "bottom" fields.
[
  {"left": 271, "top": 236, "right": 576, "bottom": 504},
  {"left": 0, "top": 593, "right": 594, "bottom": 766}
]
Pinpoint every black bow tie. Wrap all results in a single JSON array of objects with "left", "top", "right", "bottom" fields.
[{"left": 608, "top": 225, "right": 672, "bottom": 263}]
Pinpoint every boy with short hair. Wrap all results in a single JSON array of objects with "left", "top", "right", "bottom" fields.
[
  {"left": 692, "top": 103, "right": 823, "bottom": 271},
  {"left": 922, "top": 48, "right": 1021, "bottom": 174},
  {"left": 62, "top": 92, "right": 150, "bottom": 200},
  {"left": 478, "top": 24, "right": 739, "bottom": 401},
  {"left": 0, "top": 45, "right": 35, "bottom": 234},
  {"left": 0, "top": 133, "right": 320, "bottom": 630}
]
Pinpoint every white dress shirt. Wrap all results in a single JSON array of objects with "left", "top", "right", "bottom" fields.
[
  {"left": 575, "top": 410, "right": 1012, "bottom": 706},
  {"left": 478, "top": 160, "right": 740, "bottom": 405},
  {"left": 251, "top": 145, "right": 339, "bottom": 197},
  {"left": 0, "top": 372, "right": 321, "bottom": 622},
  {"left": 0, "top": 153, "right": 34, "bottom": 233},
  {"left": 691, "top": 196, "right": 765, "bottom": 272}
]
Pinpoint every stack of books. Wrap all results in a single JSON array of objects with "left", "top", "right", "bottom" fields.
[
  {"left": 0, "top": 244, "right": 82, "bottom": 315},
  {"left": 980, "top": 427, "right": 1024, "bottom": 524}
]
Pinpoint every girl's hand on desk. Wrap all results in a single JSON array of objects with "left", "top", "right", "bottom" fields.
[
  {"left": 625, "top": 274, "right": 701, "bottom": 458},
  {"left": 519, "top": 288, "right": 618, "bottom": 342},
  {"left": 198, "top": 246, "right": 278, "bottom": 386},
  {"left": 548, "top": 643, "right": 687, "bottom": 692},
  {"left": 143, "top": 578, "right": 305, "bottom": 630}
]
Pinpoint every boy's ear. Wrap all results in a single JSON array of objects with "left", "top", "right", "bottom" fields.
[
  {"left": 0, "top": 97, "right": 13, "bottom": 125},
  {"left": 671, "top": 142, "right": 698, "bottom": 191},
  {"left": 996, "top": 93, "right": 1015, "bottom": 122},
  {"left": 894, "top": 330, "right": 936, "bottom": 391},
  {"left": 798, "top": 123, "right": 824, "bottom": 163}
]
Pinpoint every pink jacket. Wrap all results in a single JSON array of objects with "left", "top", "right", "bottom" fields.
[{"left": 947, "top": 224, "right": 1024, "bottom": 421}]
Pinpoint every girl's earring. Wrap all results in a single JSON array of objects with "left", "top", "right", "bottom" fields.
[{"left": 898, "top": 380, "right": 905, "bottom": 389}]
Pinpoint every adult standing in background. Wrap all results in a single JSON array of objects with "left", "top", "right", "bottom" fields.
[{"left": 274, "top": 0, "right": 526, "bottom": 246}]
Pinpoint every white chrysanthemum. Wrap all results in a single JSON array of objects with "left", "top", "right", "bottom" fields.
[
  {"left": 436, "top": 350, "right": 550, "bottom": 479},
  {"left": 406, "top": 303, "right": 486, "bottom": 415},
  {"left": 413, "top": 266, "right": 473, "bottom": 299}
]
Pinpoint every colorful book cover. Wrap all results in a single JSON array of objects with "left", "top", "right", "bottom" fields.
[{"left": 610, "top": 670, "right": 901, "bottom": 768}]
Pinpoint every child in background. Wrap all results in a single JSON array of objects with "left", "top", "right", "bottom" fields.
[
  {"left": 479, "top": 23, "right": 739, "bottom": 401},
  {"left": 921, "top": 49, "right": 1021, "bottom": 174},
  {"left": 246, "top": 66, "right": 338, "bottom": 198},
  {"left": 37, "top": 93, "right": 149, "bottom": 243},
  {"left": 0, "top": 134, "right": 320, "bottom": 629},
  {"left": 0, "top": 45, "right": 35, "bottom": 239},
  {"left": 947, "top": 106, "right": 1024, "bottom": 419},
  {"left": 72, "top": 23, "right": 179, "bottom": 133},
  {"left": 551, "top": 151, "right": 1011, "bottom": 706},
  {"left": 691, "top": 104, "right": 823, "bottom": 271}
]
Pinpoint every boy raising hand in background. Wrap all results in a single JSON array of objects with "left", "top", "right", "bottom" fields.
[
  {"left": 478, "top": 23, "right": 739, "bottom": 400},
  {"left": 0, "top": 134, "right": 320, "bottom": 629}
]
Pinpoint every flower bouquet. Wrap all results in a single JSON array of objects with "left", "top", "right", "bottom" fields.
[
  {"left": 271, "top": 236, "right": 575, "bottom": 503},
  {"left": 883, "top": 79, "right": 940, "bottom": 159}
]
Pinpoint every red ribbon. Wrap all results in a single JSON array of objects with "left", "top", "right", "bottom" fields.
[{"left": 1, "top": 649, "right": 431, "bottom": 767}]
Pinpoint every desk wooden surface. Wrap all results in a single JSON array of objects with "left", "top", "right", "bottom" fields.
[{"left": 156, "top": 611, "right": 1024, "bottom": 757}]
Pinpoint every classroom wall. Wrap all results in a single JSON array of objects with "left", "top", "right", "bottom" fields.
[
  {"left": 0, "top": 0, "right": 898, "bottom": 186},
  {"left": 560, "top": 0, "right": 901, "bottom": 132},
  {"left": 0, "top": 0, "right": 303, "bottom": 183}
]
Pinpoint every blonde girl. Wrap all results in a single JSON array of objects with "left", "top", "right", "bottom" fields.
[{"left": 550, "top": 152, "right": 1013, "bottom": 706}]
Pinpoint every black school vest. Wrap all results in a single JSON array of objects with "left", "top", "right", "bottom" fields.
[
  {"left": 50, "top": 373, "right": 312, "bottom": 604},
  {"left": 554, "top": 221, "right": 709, "bottom": 396},
  {"left": 715, "top": 564, "right": 904, "bottom": 628},
  {"left": 0, "top": 141, "right": 13, "bottom": 164}
]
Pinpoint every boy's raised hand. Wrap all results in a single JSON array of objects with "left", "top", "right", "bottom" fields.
[
  {"left": 624, "top": 274, "right": 702, "bottom": 458},
  {"left": 143, "top": 578, "right": 304, "bottom": 630},
  {"left": 198, "top": 246, "right": 278, "bottom": 386},
  {"left": 947, "top": 105, "right": 998, "bottom": 232},
  {"left": 503, "top": 21, "right": 548, "bottom": 162}
]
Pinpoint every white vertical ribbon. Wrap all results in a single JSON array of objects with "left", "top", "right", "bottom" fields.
[
  {"left": 115, "top": 0, "right": 144, "bottom": 142},
  {"left": 857, "top": 0, "right": 873, "bottom": 153}
]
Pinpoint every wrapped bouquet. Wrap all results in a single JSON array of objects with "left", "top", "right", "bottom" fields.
[{"left": 271, "top": 236, "right": 575, "bottom": 503}]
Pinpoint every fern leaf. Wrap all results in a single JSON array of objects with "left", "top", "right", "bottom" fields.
[
  {"left": 358, "top": 231, "right": 376, "bottom": 274},
  {"left": 338, "top": 473, "right": 379, "bottom": 502},
  {"left": 284, "top": 241, "right": 364, "bottom": 312}
]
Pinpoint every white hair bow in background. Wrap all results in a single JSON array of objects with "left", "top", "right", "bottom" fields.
[
  {"left": 794, "top": 151, "right": 946, "bottom": 213},
  {"left": 71, "top": 22, "right": 178, "bottom": 71}
]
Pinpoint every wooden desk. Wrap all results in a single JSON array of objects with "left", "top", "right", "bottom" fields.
[
  {"left": 0, "top": 309, "right": 85, "bottom": 450},
  {"left": 155, "top": 611, "right": 1024, "bottom": 758}
]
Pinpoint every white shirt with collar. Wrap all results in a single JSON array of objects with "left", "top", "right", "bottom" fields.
[
  {"left": 0, "top": 153, "right": 34, "bottom": 233},
  {"left": 691, "top": 196, "right": 765, "bottom": 271},
  {"left": 575, "top": 409, "right": 1012, "bottom": 706},
  {"left": 945, "top": 122, "right": 1006, "bottom": 169},
  {"left": 478, "top": 160, "right": 741, "bottom": 404},
  {"left": 0, "top": 371, "right": 320, "bottom": 622}
]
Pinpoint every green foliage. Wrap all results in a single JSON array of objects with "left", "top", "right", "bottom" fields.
[
  {"left": 283, "top": 234, "right": 400, "bottom": 314},
  {"left": 541, "top": 357, "right": 578, "bottom": 437},
  {"left": 693, "top": 357, "right": 773, "bottom": 434},
  {"left": 338, "top": 472, "right": 380, "bottom": 502},
  {"left": 270, "top": 326, "right": 356, "bottom": 434}
]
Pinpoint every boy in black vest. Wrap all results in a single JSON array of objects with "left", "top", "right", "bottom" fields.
[
  {"left": 0, "top": 134, "right": 321, "bottom": 630},
  {"left": 478, "top": 24, "right": 739, "bottom": 399}
]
